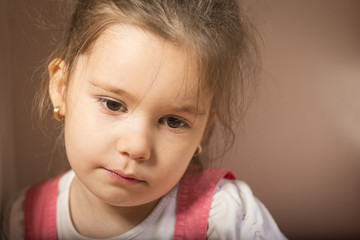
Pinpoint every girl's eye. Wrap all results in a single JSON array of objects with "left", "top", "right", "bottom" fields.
[
  {"left": 160, "top": 116, "right": 189, "bottom": 129},
  {"left": 100, "top": 98, "right": 127, "bottom": 112}
]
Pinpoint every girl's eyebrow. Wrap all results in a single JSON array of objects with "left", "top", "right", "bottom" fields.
[
  {"left": 89, "top": 80, "right": 136, "bottom": 102},
  {"left": 170, "top": 105, "right": 206, "bottom": 117},
  {"left": 89, "top": 80, "right": 206, "bottom": 116}
]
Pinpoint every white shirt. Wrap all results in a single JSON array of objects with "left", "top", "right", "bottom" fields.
[{"left": 6, "top": 170, "right": 287, "bottom": 240}]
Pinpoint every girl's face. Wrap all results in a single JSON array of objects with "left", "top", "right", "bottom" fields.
[{"left": 53, "top": 25, "right": 211, "bottom": 208}]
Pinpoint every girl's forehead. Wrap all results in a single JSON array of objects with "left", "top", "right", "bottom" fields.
[
  {"left": 88, "top": 24, "right": 196, "bottom": 80},
  {"left": 70, "top": 24, "right": 211, "bottom": 112}
]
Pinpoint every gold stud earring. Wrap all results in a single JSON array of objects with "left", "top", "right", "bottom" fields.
[
  {"left": 193, "top": 145, "right": 202, "bottom": 157},
  {"left": 53, "top": 106, "right": 64, "bottom": 121}
]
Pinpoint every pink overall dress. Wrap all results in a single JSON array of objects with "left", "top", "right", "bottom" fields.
[{"left": 24, "top": 166, "right": 235, "bottom": 240}]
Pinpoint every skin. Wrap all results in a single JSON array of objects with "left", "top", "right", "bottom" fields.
[{"left": 49, "top": 24, "right": 212, "bottom": 237}]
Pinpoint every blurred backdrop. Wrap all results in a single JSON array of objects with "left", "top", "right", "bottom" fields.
[{"left": 1, "top": 0, "right": 360, "bottom": 239}]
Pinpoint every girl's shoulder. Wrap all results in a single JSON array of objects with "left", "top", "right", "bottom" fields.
[
  {"left": 3, "top": 170, "right": 73, "bottom": 240},
  {"left": 207, "top": 178, "right": 287, "bottom": 240},
  {"left": 2, "top": 188, "right": 27, "bottom": 240}
]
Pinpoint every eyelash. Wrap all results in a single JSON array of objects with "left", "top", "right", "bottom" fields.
[
  {"left": 98, "top": 97, "right": 191, "bottom": 130},
  {"left": 159, "top": 116, "right": 190, "bottom": 130},
  {"left": 99, "top": 97, "right": 127, "bottom": 113}
]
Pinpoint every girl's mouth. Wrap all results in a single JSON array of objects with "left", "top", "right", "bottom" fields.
[{"left": 103, "top": 168, "right": 145, "bottom": 185}]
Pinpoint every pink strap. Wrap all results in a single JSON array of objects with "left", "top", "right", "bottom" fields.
[
  {"left": 24, "top": 168, "right": 234, "bottom": 240},
  {"left": 24, "top": 176, "right": 61, "bottom": 240},
  {"left": 174, "top": 166, "right": 235, "bottom": 240}
]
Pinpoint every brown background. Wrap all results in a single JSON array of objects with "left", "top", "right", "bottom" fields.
[{"left": 1, "top": 0, "right": 360, "bottom": 239}]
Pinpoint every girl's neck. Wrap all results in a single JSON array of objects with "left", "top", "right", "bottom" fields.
[{"left": 69, "top": 176, "right": 159, "bottom": 238}]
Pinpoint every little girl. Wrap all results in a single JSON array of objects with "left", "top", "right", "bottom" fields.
[{"left": 4, "top": 0, "right": 287, "bottom": 239}]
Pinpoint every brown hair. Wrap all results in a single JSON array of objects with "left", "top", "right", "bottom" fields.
[{"left": 36, "top": 0, "right": 259, "bottom": 167}]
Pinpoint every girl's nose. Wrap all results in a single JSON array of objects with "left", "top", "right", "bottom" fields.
[{"left": 116, "top": 120, "right": 152, "bottom": 161}]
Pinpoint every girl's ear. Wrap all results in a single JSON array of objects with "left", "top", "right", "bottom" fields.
[
  {"left": 48, "top": 58, "right": 67, "bottom": 114},
  {"left": 208, "top": 111, "right": 217, "bottom": 125}
]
